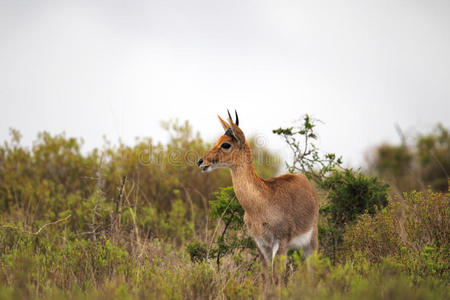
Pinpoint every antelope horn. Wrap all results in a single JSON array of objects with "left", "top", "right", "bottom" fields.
[
  {"left": 235, "top": 110, "right": 239, "bottom": 126},
  {"left": 227, "top": 109, "right": 233, "bottom": 123}
]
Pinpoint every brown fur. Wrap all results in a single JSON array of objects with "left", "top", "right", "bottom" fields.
[{"left": 199, "top": 113, "right": 319, "bottom": 284}]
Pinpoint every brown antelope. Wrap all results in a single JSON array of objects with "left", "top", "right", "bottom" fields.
[{"left": 198, "top": 110, "right": 319, "bottom": 283}]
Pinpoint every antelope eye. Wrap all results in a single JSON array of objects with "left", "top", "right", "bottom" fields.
[{"left": 221, "top": 143, "right": 231, "bottom": 149}]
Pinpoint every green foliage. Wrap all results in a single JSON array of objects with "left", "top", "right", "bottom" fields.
[
  {"left": 373, "top": 144, "right": 413, "bottom": 177},
  {"left": 416, "top": 124, "right": 450, "bottom": 191},
  {"left": 188, "top": 187, "right": 255, "bottom": 270},
  {"left": 0, "top": 122, "right": 229, "bottom": 241},
  {"left": 186, "top": 240, "right": 207, "bottom": 263},
  {"left": 273, "top": 114, "right": 342, "bottom": 183},
  {"left": 343, "top": 190, "right": 449, "bottom": 282},
  {"left": 0, "top": 229, "right": 133, "bottom": 297},
  {"left": 208, "top": 188, "right": 255, "bottom": 270},
  {"left": 0, "top": 228, "right": 228, "bottom": 300},
  {"left": 370, "top": 123, "right": 450, "bottom": 192},
  {"left": 285, "top": 253, "right": 449, "bottom": 300},
  {"left": 320, "top": 169, "right": 389, "bottom": 227},
  {"left": 318, "top": 169, "right": 389, "bottom": 262},
  {"left": 209, "top": 187, "right": 244, "bottom": 230}
]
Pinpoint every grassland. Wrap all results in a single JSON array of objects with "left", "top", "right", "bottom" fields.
[{"left": 0, "top": 123, "right": 448, "bottom": 299}]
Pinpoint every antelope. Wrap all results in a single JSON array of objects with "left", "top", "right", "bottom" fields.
[{"left": 197, "top": 110, "right": 319, "bottom": 283}]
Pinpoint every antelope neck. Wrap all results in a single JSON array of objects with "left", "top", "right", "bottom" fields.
[{"left": 230, "top": 161, "right": 268, "bottom": 212}]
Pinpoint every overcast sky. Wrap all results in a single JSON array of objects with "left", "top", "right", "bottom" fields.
[{"left": 1, "top": 0, "right": 449, "bottom": 168}]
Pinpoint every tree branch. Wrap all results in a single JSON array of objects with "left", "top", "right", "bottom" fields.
[{"left": 1, "top": 214, "right": 71, "bottom": 235}]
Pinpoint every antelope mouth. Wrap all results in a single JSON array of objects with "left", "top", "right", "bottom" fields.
[{"left": 201, "top": 165, "right": 211, "bottom": 172}]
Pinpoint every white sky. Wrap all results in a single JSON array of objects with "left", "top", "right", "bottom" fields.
[{"left": 1, "top": 0, "right": 449, "bottom": 168}]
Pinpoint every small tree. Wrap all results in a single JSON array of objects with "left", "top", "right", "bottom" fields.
[{"left": 272, "top": 115, "right": 342, "bottom": 184}]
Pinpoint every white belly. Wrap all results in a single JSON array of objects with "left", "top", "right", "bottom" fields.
[
  {"left": 253, "top": 227, "right": 314, "bottom": 262},
  {"left": 287, "top": 227, "right": 313, "bottom": 250}
]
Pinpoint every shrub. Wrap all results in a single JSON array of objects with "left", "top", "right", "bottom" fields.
[
  {"left": 318, "top": 169, "right": 389, "bottom": 262},
  {"left": 343, "top": 190, "right": 449, "bottom": 282},
  {"left": 320, "top": 169, "right": 389, "bottom": 227},
  {"left": 285, "top": 253, "right": 449, "bottom": 300}
]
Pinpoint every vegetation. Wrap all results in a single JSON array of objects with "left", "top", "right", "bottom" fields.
[
  {"left": 187, "top": 187, "right": 255, "bottom": 271},
  {"left": 272, "top": 114, "right": 342, "bottom": 184},
  {"left": 0, "top": 120, "right": 449, "bottom": 299},
  {"left": 368, "top": 123, "right": 449, "bottom": 193}
]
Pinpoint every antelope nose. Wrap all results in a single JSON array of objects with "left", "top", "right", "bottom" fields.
[{"left": 197, "top": 158, "right": 203, "bottom": 166}]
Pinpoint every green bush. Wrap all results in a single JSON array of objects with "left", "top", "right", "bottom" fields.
[
  {"left": 320, "top": 169, "right": 389, "bottom": 227},
  {"left": 318, "top": 169, "right": 389, "bottom": 263}
]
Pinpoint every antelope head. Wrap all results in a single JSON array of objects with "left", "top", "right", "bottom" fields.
[{"left": 197, "top": 110, "right": 250, "bottom": 172}]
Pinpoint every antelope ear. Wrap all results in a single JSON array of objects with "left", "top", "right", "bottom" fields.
[
  {"left": 226, "top": 110, "right": 246, "bottom": 146},
  {"left": 229, "top": 123, "right": 246, "bottom": 146},
  {"left": 217, "top": 115, "right": 229, "bottom": 131}
]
